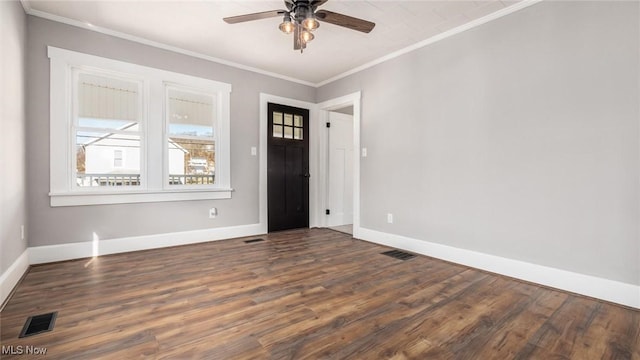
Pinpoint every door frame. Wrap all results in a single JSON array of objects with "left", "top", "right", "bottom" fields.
[
  {"left": 317, "top": 92, "right": 361, "bottom": 237},
  {"left": 259, "top": 92, "right": 361, "bottom": 236},
  {"left": 260, "top": 94, "right": 317, "bottom": 233}
]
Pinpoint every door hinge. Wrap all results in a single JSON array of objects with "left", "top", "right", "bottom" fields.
[
  {"left": 325, "top": 209, "right": 330, "bottom": 215},
  {"left": 326, "top": 122, "right": 331, "bottom": 128}
]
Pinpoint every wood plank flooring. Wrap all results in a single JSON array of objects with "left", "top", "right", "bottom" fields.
[{"left": 1, "top": 228, "right": 638, "bottom": 359}]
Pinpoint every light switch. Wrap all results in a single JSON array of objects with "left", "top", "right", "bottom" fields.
[
  {"left": 251, "top": 146, "right": 257, "bottom": 156},
  {"left": 362, "top": 148, "right": 368, "bottom": 157}
]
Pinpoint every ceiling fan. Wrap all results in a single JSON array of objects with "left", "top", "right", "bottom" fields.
[{"left": 223, "top": 0, "right": 375, "bottom": 53}]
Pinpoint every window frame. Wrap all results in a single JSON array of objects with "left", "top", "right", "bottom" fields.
[{"left": 49, "top": 46, "right": 232, "bottom": 207}]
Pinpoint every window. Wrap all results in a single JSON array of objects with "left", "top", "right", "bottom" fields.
[
  {"left": 272, "top": 111, "right": 303, "bottom": 140},
  {"left": 165, "top": 86, "right": 216, "bottom": 187},
  {"left": 74, "top": 71, "right": 143, "bottom": 188},
  {"left": 49, "top": 47, "right": 232, "bottom": 206}
]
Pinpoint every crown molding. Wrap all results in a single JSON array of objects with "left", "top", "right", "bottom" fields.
[
  {"left": 316, "top": 0, "right": 543, "bottom": 87},
  {"left": 19, "top": 0, "right": 31, "bottom": 14},
  {"left": 23, "top": 6, "right": 317, "bottom": 88},
  {"left": 22, "top": 0, "right": 542, "bottom": 87}
]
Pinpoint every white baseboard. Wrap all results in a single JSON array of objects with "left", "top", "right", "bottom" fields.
[
  {"left": 357, "top": 227, "right": 640, "bottom": 309},
  {"left": 29, "top": 223, "right": 264, "bottom": 264},
  {"left": 12, "top": 225, "right": 639, "bottom": 309},
  {"left": 0, "top": 249, "right": 30, "bottom": 306}
]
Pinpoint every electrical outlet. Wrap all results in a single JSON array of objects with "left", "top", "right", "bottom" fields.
[
  {"left": 387, "top": 213, "right": 393, "bottom": 224},
  {"left": 362, "top": 148, "right": 368, "bottom": 157},
  {"left": 209, "top": 208, "right": 218, "bottom": 219},
  {"left": 251, "top": 146, "right": 257, "bottom": 156}
]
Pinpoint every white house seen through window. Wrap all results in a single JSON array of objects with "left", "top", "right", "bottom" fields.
[
  {"left": 74, "top": 71, "right": 143, "bottom": 187},
  {"left": 166, "top": 86, "right": 216, "bottom": 187}
]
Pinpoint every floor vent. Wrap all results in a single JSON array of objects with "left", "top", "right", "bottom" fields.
[
  {"left": 244, "top": 238, "right": 265, "bottom": 244},
  {"left": 19, "top": 312, "right": 57, "bottom": 338},
  {"left": 381, "top": 249, "right": 416, "bottom": 261}
]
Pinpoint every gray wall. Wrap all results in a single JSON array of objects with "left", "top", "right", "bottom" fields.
[
  {"left": 318, "top": 1, "right": 639, "bottom": 285},
  {"left": 1, "top": 0, "right": 28, "bottom": 273},
  {"left": 16, "top": 1, "right": 640, "bottom": 287},
  {"left": 26, "top": 16, "right": 315, "bottom": 247}
]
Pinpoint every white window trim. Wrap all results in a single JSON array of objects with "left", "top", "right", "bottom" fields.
[{"left": 49, "top": 46, "right": 232, "bottom": 207}]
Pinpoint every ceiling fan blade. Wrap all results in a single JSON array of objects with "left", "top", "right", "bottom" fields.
[
  {"left": 223, "top": 10, "right": 284, "bottom": 24},
  {"left": 315, "top": 10, "right": 375, "bottom": 33}
]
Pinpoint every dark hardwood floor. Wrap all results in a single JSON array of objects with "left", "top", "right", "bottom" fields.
[{"left": 1, "top": 228, "right": 638, "bottom": 359}]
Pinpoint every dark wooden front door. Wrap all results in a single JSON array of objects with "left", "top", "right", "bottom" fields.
[{"left": 267, "top": 103, "right": 310, "bottom": 232}]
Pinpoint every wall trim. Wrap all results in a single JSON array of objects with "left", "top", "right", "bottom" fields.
[
  {"left": 19, "top": 0, "right": 31, "bottom": 13},
  {"left": 0, "top": 250, "right": 30, "bottom": 307},
  {"left": 7, "top": 224, "right": 637, "bottom": 309},
  {"left": 23, "top": 7, "right": 316, "bottom": 88},
  {"left": 315, "top": 0, "right": 543, "bottom": 87},
  {"left": 28, "top": 223, "right": 264, "bottom": 264},
  {"left": 357, "top": 227, "right": 640, "bottom": 309},
  {"left": 23, "top": 0, "right": 542, "bottom": 88}
]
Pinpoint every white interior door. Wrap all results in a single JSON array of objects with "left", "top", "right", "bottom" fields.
[{"left": 327, "top": 111, "right": 354, "bottom": 227}]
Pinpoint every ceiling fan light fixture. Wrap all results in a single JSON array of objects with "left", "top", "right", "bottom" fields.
[
  {"left": 302, "top": 14, "right": 319, "bottom": 31},
  {"left": 279, "top": 14, "right": 294, "bottom": 34},
  {"left": 301, "top": 30, "right": 314, "bottom": 43}
]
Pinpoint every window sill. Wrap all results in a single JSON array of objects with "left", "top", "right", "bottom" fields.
[{"left": 49, "top": 188, "right": 233, "bottom": 207}]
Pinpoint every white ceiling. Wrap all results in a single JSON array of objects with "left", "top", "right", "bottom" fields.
[{"left": 24, "top": 0, "right": 524, "bottom": 85}]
